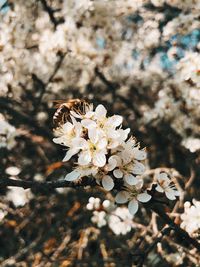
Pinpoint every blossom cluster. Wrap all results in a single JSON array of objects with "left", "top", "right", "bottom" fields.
[
  {"left": 53, "top": 102, "right": 179, "bottom": 215},
  {"left": 180, "top": 199, "right": 200, "bottom": 236},
  {"left": 0, "top": 114, "right": 17, "bottom": 150},
  {"left": 1, "top": 0, "right": 200, "bottom": 155},
  {"left": 86, "top": 197, "right": 134, "bottom": 235}
]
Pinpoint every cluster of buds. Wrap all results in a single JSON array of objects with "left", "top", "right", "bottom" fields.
[{"left": 53, "top": 100, "right": 179, "bottom": 215}]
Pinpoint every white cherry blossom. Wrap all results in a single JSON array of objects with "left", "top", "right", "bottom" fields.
[
  {"left": 115, "top": 181, "right": 151, "bottom": 215},
  {"left": 53, "top": 116, "right": 83, "bottom": 161},
  {"left": 77, "top": 137, "right": 108, "bottom": 167},
  {"left": 155, "top": 172, "right": 180, "bottom": 200}
]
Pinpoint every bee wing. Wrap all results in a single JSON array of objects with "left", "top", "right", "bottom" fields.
[{"left": 52, "top": 100, "right": 67, "bottom": 108}]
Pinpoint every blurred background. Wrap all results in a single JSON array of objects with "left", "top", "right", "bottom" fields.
[{"left": 0, "top": 0, "right": 200, "bottom": 266}]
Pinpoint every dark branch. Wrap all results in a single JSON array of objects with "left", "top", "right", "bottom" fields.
[
  {"left": 149, "top": 203, "right": 200, "bottom": 251},
  {"left": 95, "top": 67, "right": 117, "bottom": 93},
  {"left": 40, "top": 0, "right": 64, "bottom": 29},
  {"left": 0, "top": 97, "right": 52, "bottom": 139},
  {"left": 94, "top": 67, "right": 141, "bottom": 117},
  {"left": 135, "top": 227, "right": 172, "bottom": 267},
  {"left": 0, "top": 177, "right": 96, "bottom": 191}
]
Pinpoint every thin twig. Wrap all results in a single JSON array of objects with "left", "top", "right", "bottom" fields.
[{"left": 136, "top": 227, "right": 172, "bottom": 267}]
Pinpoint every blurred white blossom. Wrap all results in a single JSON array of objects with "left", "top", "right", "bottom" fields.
[
  {"left": 6, "top": 187, "right": 33, "bottom": 207},
  {"left": 108, "top": 207, "right": 134, "bottom": 235},
  {"left": 87, "top": 197, "right": 134, "bottom": 235},
  {"left": 180, "top": 200, "right": 200, "bottom": 236},
  {"left": 0, "top": 116, "right": 17, "bottom": 149}
]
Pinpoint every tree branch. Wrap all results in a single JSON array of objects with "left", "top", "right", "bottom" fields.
[
  {"left": 0, "top": 97, "right": 52, "bottom": 139},
  {"left": 0, "top": 177, "right": 96, "bottom": 191},
  {"left": 149, "top": 203, "right": 200, "bottom": 251},
  {"left": 40, "top": 0, "right": 64, "bottom": 29}
]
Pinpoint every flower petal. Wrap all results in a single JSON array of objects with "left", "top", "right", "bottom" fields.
[
  {"left": 113, "top": 169, "right": 123, "bottom": 178},
  {"left": 63, "top": 148, "right": 79, "bottom": 162},
  {"left": 165, "top": 190, "right": 176, "bottom": 200},
  {"left": 53, "top": 137, "right": 66, "bottom": 146},
  {"left": 128, "top": 199, "right": 139, "bottom": 215},
  {"left": 124, "top": 174, "right": 138, "bottom": 185},
  {"left": 63, "top": 122, "right": 74, "bottom": 132},
  {"left": 107, "top": 129, "right": 120, "bottom": 139},
  {"left": 106, "top": 156, "right": 118, "bottom": 171},
  {"left": 102, "top": 175, "right": 114, "bottom": 191},
  {"left": 72, "top": 138, "right": 88, "bottom": 149},
  {"left": 98, "top": 138, "right": 107, "bottom": 149},
  {"left": 132, "top": 148, "right": 147, "bottom": 161},
  {"left": 137, "top": 192, "right": 151, "bottom": 203},
  {"left": 132, "top": 162, "right": 146, "bottom": 175},
  {"left": 81, "top": 119, "right": 96, "bottom": 129},
  {"left": 115, "top": 191, "right": 129, "bottom": 204},
  {"left": 78, "top": 151, "right": 91, "bottom": 165},
  {"left": 155, "top": 184, "right": 164, "bottom": 193},
  {"left": 95, "top": 104, "right": 107, "bottom": 118},
  {"left": 88, "top": 128, "right": 99, "bottom": 144},
  {"left": 65, "top": 169, "right": 81, "bottom": 181},
  {"left": 107, "top": 115, "right": 123, "bottom": 127},
  {"left": 93, "top": 151, "right": 106, "bottom": 167}
]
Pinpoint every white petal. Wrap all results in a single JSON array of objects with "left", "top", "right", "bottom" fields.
[
  {"left": 65, "top": 170, "right": 81, "bottom": 181},
  {"left": 88, "top": 128, "right": 99, "bottom": 144},
  {"left": 165, "top": 190, "right": 176, "bottom": 200},
  {"left": 98, "top": 138, "right": 107, "bottom": 149},
  {"left": 155, "top": 184, "right": 164, "bottom": 193},
  {"left": 107, "top": 129, "right": 120, "bottom": 139},
  {"left": 128, "top": 199, "right": 139, "bottom": 215},
  {"left": 53, "top": 137, "right": 66, "bottom": 146},
  {"left": 118, "top": 128, "right": 130, "bottom": 141},
  {"left": 63, "top": 148, "right": 79, "bottom": 161},
  {"left": 85, "top": 111, "right": 94, "bottom": 119},
  {"left": 156, "top": 173, "right": 170, "bottom": 184},
  {"left": 63, "top": 122, "right": 73, "bottom": 132},
  {"left": 132, "top": 162, "right": 146, "bottom": 175},
  {"left": 107, "top": 115, "right": 123, "bottom": 127},
  {"left": 102, "top": 175, "right": 114, "bottom": 191},
  {"left": 135, "top": 179, "right": 144, "bottom": 189},
  {"left": 72, "top": 138, "right": 88, "bottom": 149},
  {"left": 113, "top": 169, "right": 123, "bottom": 178},
  {"left": 93, "top": 151, "right": 106, "bottom": 167},
  {"left": 132, "top": 148, "right": 147, "bottom": 161},
  {"left": 78, "top": 151, "right": 91, "bottom": 165},
  {"left": 115, "top": 191, "right": 129, "bottom": 204},
  {"left": 174, "top": 190, "right": 180, "bottom": 196},
  {"left": 75, "top": 122, "right": 83, "bottom": 136},
  {"left": 107, "top": 140, "right": 119, "bottom": 149},
  {"left": 95, "top": 104, "right": 107, "bottom": 118},
  {"left": 106, "top": 156, "right": 117, "bottom": 171},
  {"left": 124, "top": 174, "right": 138, "bottom": 185},
  {"left": 137, "top": 192, "right": 151, "bottom": 203},
  {"left": 81, "top": 119, "right": 96, "bottom": 129}
]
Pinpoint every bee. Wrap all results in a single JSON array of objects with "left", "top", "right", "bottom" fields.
[{"left": 53, "top": 99, "right": 87, "bottom": 127}]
